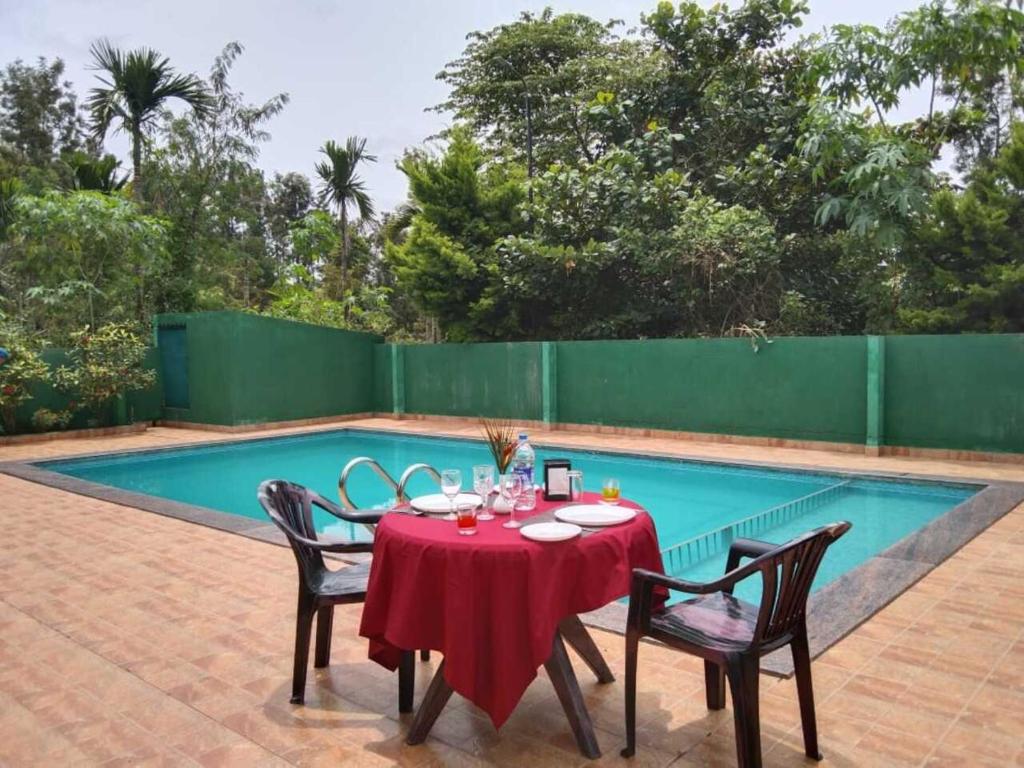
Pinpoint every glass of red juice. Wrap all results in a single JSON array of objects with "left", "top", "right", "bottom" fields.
[{"left": 456, "top": 502, "right": 478, "bottom": 535}]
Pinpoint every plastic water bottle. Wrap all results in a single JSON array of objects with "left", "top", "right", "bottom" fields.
[{"left": 512, "top": 433, "right": 536, "bottom": 510}]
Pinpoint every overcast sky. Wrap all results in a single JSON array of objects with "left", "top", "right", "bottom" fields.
[{"left": 1, "top": 0, "right": 925, "bottom": 212}]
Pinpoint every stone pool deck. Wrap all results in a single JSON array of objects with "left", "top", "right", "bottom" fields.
[{"left": 1, "top": 418, "right": 1022, "bottom": 767}]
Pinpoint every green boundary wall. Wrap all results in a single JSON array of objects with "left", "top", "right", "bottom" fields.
[
  {"left": 154, "top": 312, "right": 381, "bottom": 427},
  {"left": 554, "top": 337, "right": 867, "bottom": 443},
  {"left": 399, "top": 342, "right": 543, "bottom": 421},
  {"left": 383, "top": 333, "right": 1023, "bottom": 455},
  {"left": 26, "top": 311, "right": 1005, "bottom": 456},
  {"left": 884, "top": 335, "right": 1024, "bottom": 454}
]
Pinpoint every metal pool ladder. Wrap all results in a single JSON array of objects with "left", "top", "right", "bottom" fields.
[{"left": 337, "top": 456, "right": 442, "bottom": 517}]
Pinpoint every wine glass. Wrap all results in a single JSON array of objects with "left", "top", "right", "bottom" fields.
[
  {"left": 473, "top": 464, "right": 495, "bottom": 521},
  {"left": 499, "top": 473, "right": 523, "bottom": 529},
  {"left": 440, "top": 468, "right": 461, "bottom": 521}
]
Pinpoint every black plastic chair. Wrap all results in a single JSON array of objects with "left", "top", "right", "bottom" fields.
[
  {"left": 622, "top": 521, "right": 852, "bottom": 767},
  {"left": 257, "top": 479, "right": 416, "bottom": 709}
]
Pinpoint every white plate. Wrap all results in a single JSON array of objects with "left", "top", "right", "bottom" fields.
[
  {"left": 410, "top": 493, "right": 482, "bottom": 514},
  {"left": 554, "top": 504, "right": 637, "bottom": 527},
  {"left": 520, "top": 522, "right": 582, "bottom": 542}
]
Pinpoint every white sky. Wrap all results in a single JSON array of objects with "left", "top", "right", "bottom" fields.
[{"left": 1, "top": 0, "right": 926, "bottom": 212}]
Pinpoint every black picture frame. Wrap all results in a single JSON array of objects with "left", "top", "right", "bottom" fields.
[{"left": 543, "top": 458, "right": 572, "bottom": 501}]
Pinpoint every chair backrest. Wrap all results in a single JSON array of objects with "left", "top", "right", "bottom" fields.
[
  {"left": 257, "top": 479, "right": 325, "bottom": 588},
  {"left": 749, "top": 521, "right": 851, "bottom": 649}
]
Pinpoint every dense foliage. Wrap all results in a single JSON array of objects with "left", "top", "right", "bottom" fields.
[
  {"left": 54, "top": 323, "right": 157, "bottom": 418},
  {"left": 0, "top": 0, "right": 1022, "bottom": 345},
  {"left": 0, "top": 313, "right": 49, "bottom": 433}
]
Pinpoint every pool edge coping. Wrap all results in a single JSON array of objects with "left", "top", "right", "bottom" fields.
[
  {"left": 3, "top": 425, "right": 1022, "bottom": 679},
  {"left": 24, "top": 423, "right": 996, "bottom": 490}
]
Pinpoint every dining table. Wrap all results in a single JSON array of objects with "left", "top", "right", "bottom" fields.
[{"left": 358, "top": 489, "right": 666, "bottom": 758}]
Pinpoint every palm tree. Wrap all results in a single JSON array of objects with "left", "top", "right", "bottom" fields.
[
  {"left": 314, "top": 137, "right": 376, "bottom": 296},
  {"left": 65, "top": 152, "right": 128, "bottom": 193},
  {"left": 86, "top": 39, "right": 211, "bottom": 200}
]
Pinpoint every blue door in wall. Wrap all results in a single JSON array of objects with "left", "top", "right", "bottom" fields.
[{"left": 158, "top": 325, "right": 190, "bottom": 409}]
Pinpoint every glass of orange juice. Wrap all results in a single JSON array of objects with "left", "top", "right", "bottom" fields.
[{"left": 600, "top": 477, "right": 620, "bottom": 505}]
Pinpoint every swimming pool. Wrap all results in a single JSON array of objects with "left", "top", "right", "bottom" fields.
[{"left": 40, "top": 428, "right": 976, "bottom": 601}]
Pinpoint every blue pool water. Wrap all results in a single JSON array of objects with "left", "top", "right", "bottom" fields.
[{"left": 42, "top": 429, "right": 976, "bottom": 601}]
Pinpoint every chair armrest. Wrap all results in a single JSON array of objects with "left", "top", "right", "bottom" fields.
[
  {"left": 316, "top": 540, "right": 374, "bottom": 555},
  {"left": 625, "top": 567, "right": 738, "bottom": 631},
  {"left": 310, "top": 491, "right": 384, "bottom": 525},
  {"left": 631, "top": 555, "right": 768, "bottom": 604},
  {"left": 726, "top": 538, "right": 778, "bottom": 573},
  {"left": 288, "top": 529, "right": 374, "bottom": 554},
  {"left": 631, "top": 568, "right": 720, "bottom": 596}
]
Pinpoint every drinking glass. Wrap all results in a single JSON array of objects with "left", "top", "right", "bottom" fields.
[
  {"left": 567, "top": 470, "right": 584, "bottom": 502},
  {"left": 473, "top": 464, "right": 495, "bottom": 521},
  {"left": 600, "top": 477, "right": 621, "bottom": 505},
  {"left": 499, "top": 473, "right": 523, "bottom": 529},
  {"left": 440, "top": 468, "right": 462, "bottom": 521},
  {"left": 456, "top": 502, "right": 477, "bottom": 535}
]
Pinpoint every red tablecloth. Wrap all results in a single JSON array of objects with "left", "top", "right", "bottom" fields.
[{"left": 358, "top": 491, "right": 665, "bottom": 727}]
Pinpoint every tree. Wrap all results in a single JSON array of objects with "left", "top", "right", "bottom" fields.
[
  {"left": 897, "top": 122, "right": 1024, "bottom": 332},
  {"left": 289, "top": 210, "right": 340, "bottom": 276},
  {"left": 437, "top": 9, "right": 625, "bottom": 171},
  {"left": 87, "top": 39, "right": 212, "bottom": 200},
  {"left": 502, "top": 129, "right": 785, "bottom": 339},
  {"left": 4, "top": 191, "right": 170, "bottom": 339},
  {"left": 389, "top": 128, "right": 525, "bottom": 340},
  {"left": 266, "top": 171, "right": 313, "bottom": 264},
  {"left": 0, "top": 57, "right": 87, "bottom": 188},
  {"left": 145, "top": 42, "right": 287, "bottom": 310},
  {"left": 804, "top": 0, "right": 1024, "bottom": 240},
  {"left": 895, "top": 0, "right": 1024, "bottom": 164},
  {"left": 798, "top": 99, "right": 935, "bottom": 247},
  {"left": 64, "top": 151, "right": 128, "bottom": 192},
  {"left": 266, "top": 213, "right": 396, "bottom": 335},
  {"left": 314, "top": 137, "right": 376, "bottom": 298},
  {"left": 0, "top": 176, "right": 19, "bottom": 238}
]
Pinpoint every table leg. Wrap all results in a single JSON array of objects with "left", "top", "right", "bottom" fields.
[
  {"left": 405, "top": 633, "right": 603, "bottom": 759},
  {"left": 544, "top": 632, "right": 602, "bottom": 759},
  {"left": 399, "top": 650, "right": 415, "bottom": 713},
  {"left": 559, "top": 615, "right": 615, "bottom": 684},
  {"left": 406, "top": 659, "right": 453, "bottom": 745}
]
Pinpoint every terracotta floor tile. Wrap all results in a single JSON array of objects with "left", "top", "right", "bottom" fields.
[
  {"left": 857, "top": 723, "right": 941, "bottom": 766},
  {"left": 2, "top": 419, "right": 1023, "bottom": 766},
  {"left": 197, "top": 740, "right": 291, "bottom": 767},
  {"left": 935, "top": 720, "right": 1023, "bottom": 764}
]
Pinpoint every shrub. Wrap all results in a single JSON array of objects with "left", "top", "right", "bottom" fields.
[
  {"left": 0, "top": 316, "right": 50, "bottom": 434},
  {"left": 31, "top": 408, "right": 73, "bottom": 432},
  {"left": 55, "top": 323, "right": 156, "bottom": 423}
]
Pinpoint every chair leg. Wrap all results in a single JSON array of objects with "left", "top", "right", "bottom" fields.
[
  {"left": 314, "top": 605, "right": 334, "bottom": 668},
  {"left": 399, "top": 650, "right": 415, "bottom": 713},
  {"left": 291, "top": 591, "right": 316, "bottom": 704},
  {"left": 725, "top": 654, "right": 762, "bottom": 768},
  {"left": 792, "top": 630, "right": 822, "bottom": 760},
  {"left": 705, "top": 660, "right": 726, "bottom": 710},
  {"left": 620, "top": 628, "right": 640, "bottom": 758},
  {"left": 420, "top": 649, "right": 430, "bottom": 662}
]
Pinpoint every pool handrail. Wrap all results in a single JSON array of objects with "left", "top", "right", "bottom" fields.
[
  {"left": 337, "top": 458, "right": 443, "bottom": 532},
  {"left": 396, "top": 463, "right": 442, "bottom": 502},
  {"left": 338, "top": 456, "right": 400, "bottom": 513}
]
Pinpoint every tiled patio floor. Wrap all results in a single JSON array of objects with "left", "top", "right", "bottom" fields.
[{"left": 1, "top": 419, "right": 1022, "bottom": 767}]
